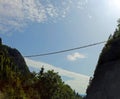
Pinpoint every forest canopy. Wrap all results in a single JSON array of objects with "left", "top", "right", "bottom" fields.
[{"left": 0, "top": 42, "right": 82, "bottom": 99}]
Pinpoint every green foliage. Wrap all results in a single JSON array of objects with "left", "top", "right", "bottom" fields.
[
  {"left": 97, "top": 20, "right": 120, "bottom": 65},
  {"left": 33, "top": 69, "right": 82, "bottom": 99},
  {"left": 0, "top": 42, "right": 83, "bottom": 99}
]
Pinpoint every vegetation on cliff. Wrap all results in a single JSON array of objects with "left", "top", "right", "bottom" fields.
[
  {"left": 0, "top": 40, "right": 82, "bottom": 99},
  {"left": 85, "top": 19, "right": 120, "bottom": 99},
  {"left": 97, "top": 19, "right": 120, "bottom": 66}
]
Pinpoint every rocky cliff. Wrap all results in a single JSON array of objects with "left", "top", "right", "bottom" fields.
[{"left": 85, "top": 24, "right": 120, "bottom": 99}]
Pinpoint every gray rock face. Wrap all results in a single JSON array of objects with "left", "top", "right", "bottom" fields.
[
  {"left": 85, "top": 36, "right": 120, "bottom": 98},
  {"left": 86, "top": 60, "right": 120, "bottom": 99}
]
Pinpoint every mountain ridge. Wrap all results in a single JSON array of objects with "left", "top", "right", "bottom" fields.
[{"left": 0, "top": 38, "right": 30, "bottom": 76}]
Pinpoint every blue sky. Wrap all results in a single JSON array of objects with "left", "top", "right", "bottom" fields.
[{"left": 0, "top": 0, "right": 120, "bottom": 94}]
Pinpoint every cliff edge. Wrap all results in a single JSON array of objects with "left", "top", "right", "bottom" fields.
[{"left": 85, "top": 21, "right": 120, "bottom": 99}]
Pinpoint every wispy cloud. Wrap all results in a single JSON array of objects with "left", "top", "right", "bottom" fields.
[
  {"left": 0, "top": 0, "right": 87, "bottom": 34},
  {"left": 24, "top": 58, "right": 89, "bottom": 94},
  {"left": 67, "top": 52, "right": 86, "bottom": 61},
  {"left": 77, "top": 0, "right": 88, "bottom": 9}
]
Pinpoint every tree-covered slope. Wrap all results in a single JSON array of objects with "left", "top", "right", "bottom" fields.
[
  {"left": 0, "top": 39, "right": 30, "bottom": 76},
  {"left": 0, "top": 39, "right": 82, "bottom": 99}
]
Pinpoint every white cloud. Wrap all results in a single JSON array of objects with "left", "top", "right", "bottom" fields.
[
  {"left": 24, "top": 58, "right": 89, "bottom": 94},
  {"left": 0, "top": 0, "right": 87, "bottom": 34},
  {"left": 67, "top": 52, "right": 86, "bottom": 61},
  {"left": 88, "top": 15, "right": 92, "bottom": 19}
]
